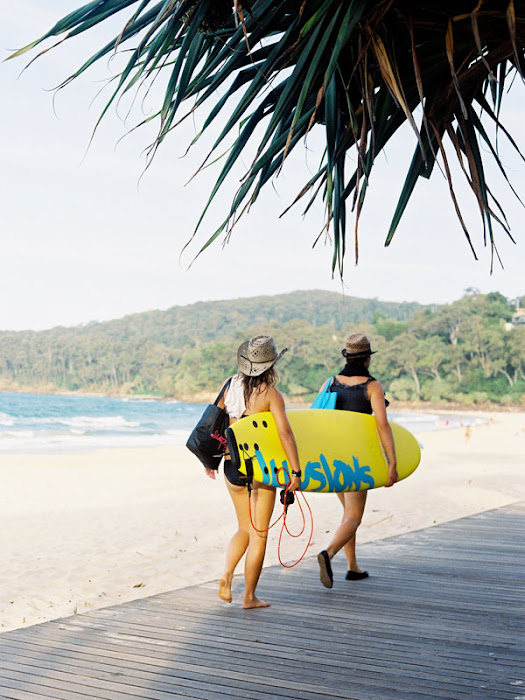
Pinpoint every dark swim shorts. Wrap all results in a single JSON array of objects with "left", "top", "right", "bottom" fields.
[{"left": 223, "top": 459, "right": 248, "bottom": 487}]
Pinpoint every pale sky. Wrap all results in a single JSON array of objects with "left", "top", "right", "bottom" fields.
[{"left": 2, "top": 1, "right": 524, "bottom": 331}]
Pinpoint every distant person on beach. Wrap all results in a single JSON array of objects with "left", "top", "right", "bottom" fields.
[
  {"left": 316, "top": 333, "right": 398, "bottom": 589},
  {"left": 206, "top": 336, "right": 301, "bottom": 609}
]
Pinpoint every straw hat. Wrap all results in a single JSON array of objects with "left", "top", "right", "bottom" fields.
[
  {"left": 342, "top": 333, "right": 376, "bottom": 359},
  {"left": 237, "top": 336, "right": 288, "bottom": 377}
]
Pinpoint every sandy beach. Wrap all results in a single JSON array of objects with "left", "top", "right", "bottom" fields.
[{"left": 1, "top": 410, "right": 524, "bottom": 633}]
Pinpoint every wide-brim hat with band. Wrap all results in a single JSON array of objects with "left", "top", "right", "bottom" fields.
[
  {"left": 342, "top": 333, "right": 377, "bottom": 359},
  {"left": 237, "top": 336, "right": 288, "bottom": 377}
]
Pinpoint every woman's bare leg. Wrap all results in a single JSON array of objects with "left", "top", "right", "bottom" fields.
[
  {"left": 219, "top": 478, "right": 250, "bottom": 602},
  {"left": 337, "top": 491, "right": 367, "bottom": 571},
  {"left": 243, "top": 483, "right": 276, "bottom": 609},
  {"left": 325, "top": 491, "right": 365, "bottom": 560}
]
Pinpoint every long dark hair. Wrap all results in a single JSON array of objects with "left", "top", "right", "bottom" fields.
[{"left": 240, "top": 366, "right": 278, "bottom": 403}]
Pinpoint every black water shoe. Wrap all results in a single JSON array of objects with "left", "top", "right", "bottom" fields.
[
  {"left": 345, "top": 570, "right": 369, "bottom": 580},
  {"left": 317, "top": 550, "right": 333, "bottom": 588}
]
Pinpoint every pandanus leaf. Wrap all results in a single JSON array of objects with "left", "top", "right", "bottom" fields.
[{"left": 9, "top": 0, "right": 525, "bottom": 274}]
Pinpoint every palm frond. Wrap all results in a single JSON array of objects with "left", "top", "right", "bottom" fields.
[{"left": 10, "top": 0, "right": 525, "bottom": 274}]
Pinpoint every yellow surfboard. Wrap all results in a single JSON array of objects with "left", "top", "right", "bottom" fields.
[{"left": 226, "top": 409, "right": 421, "bottom": 492}]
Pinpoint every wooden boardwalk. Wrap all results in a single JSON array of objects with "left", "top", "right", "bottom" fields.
[{"left": 0, "top": 502, "right": 523, "bottom": 700}]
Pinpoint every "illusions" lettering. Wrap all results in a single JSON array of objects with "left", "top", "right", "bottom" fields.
[{"left": 253, "top": 450, "right": 375, "bottom": 491}]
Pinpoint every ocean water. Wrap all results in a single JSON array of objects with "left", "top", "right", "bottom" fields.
[
  {"left": 0, "top": 392, "right": 476, "bottom": 453},
  {"left": 0, "top": 392, "right": 205, "bottom": 453}
]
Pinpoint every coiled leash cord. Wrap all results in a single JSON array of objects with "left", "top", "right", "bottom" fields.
[{"left": 246, "top": 461, "right": 314, "bottom": 569}]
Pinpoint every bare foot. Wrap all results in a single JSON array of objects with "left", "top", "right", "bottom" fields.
[
  {"left": 242, "top": 596, "right": 271, "bottom": 609},
  {"left": 218, "top": 576, "right": 232, "bottom": 603}
]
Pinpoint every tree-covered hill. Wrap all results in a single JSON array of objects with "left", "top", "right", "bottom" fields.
[
  {"left": 46, "top": 290, "right": 419, "bottom": 349},
  {"left": 1, "top": 290, "right": 524, "bottom": 406}
]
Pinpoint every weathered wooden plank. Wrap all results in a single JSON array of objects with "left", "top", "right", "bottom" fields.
[
  {"left": 122, "top": 592, "right": 523, "bottom": 635},
  {"left": 5, "top": 620, "right": 519, "bottom": 688},
  {"left": 0, "top": 676, "right": 95, "bottom": 700},
  {"left": 0, "top": 625, "right": 508, "bottom": 685},
  {"left": 1, "top": 637, "right": 372, "bottom": 700},
  {"left": 0, "top": 654, "right": 510, "bottom": 700},
  {"left": 74, "top": 578, "right": 523, "bottom": 627},
  {"left": 57, "top": 600, "right": 520, "bottom": 652},
  {"left": 141, "top": 573, "right": 524, "bottom": 607},
  {"left": 1, "top": 668, "right": 276, "bottom": 700},
  {"left": 8, "top": 611, "right": 520, "bottom": 682},
  {"left": 180, "top": 564, "right": 523, "bottom": 599},
  {"left": 8, "top": 584, "right": 520, "bottom": 680},
  {"left": 0, "top": 658, "right": 325, "bottom": 700},
  {"left": 11, "top": 613, "right": 520, "bottom": 682},
  {"left": 0, "top": 653, "right": 499, "bottom": 700},
  {"left": 0, "top": 504, "right": 522, "bottom": 700},
  {"left": 0, "top": 666, "right": 142, "bottom": 700},
  {"left": 0, "top": 633, "right": 508, "bottom": 687},
  {"left": 0, "top": 633, "right": 515, "bottom": 697},
  {"left": 0, "top": 616, "right": 516, "bottom": 700},
  {"left": 40, "top": 607, "right": 523, "bottom": 667},
  {"left": 0, "top": 657, "right": 399, "bottom": 700}
]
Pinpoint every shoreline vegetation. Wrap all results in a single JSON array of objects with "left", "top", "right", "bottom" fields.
[
  {"left": 0, "top": 385, "right": 524, "bottom": 414},
  {"left": 2, "top": 290, "right": 524, "bottom": 408}
]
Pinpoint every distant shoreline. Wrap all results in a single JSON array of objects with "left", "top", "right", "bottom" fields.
[
  {"left": 0, "top": 386, "right": 523, "bottom": 413},
  {"left": 0, "top": 387, "right": 162, "bottom": 401}
]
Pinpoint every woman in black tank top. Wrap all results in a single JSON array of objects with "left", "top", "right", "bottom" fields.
[
  {"left": 329, "top": 376, "right": 374, "bottom": 413},
  {"left": 316, "top": 334, "right": 398, "bottom": 589}
]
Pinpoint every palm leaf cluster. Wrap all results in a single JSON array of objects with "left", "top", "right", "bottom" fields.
[{"left": 12, "top": 0, "right": 525, "bottom": 273}]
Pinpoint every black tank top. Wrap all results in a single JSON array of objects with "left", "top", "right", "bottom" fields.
[{"left": 329, "top": 376, "right": 373, "bottom": 414}]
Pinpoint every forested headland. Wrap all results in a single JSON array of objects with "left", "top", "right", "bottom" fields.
[{"left": 1, "top": 290, "right": 524, "bottom": 407}]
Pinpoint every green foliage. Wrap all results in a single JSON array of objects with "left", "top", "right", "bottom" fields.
[
  {"left": 1, "top": 289, "right": 524, "bottom": 405},
  {"left": 372, "top": 314, "right": 408, "bottom": 341},
  {"left": 10, "top": 1, "right": 525, "bottom": 273},
  {"left": 420, "top": 379, "right": 456, "bottom": 404}
]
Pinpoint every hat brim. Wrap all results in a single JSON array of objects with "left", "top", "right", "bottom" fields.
[{"left": 343, "top": 349, "right": 377, "bottom": 359}]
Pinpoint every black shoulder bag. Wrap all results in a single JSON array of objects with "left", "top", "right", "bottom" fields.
[{"left": 186, "top": 378, "right": 232, "bottom": 470}]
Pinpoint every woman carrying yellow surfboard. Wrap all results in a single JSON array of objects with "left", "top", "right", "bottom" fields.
[
  {"left": 210, "top": 336, "right": 301, "bottom": 609},
  {"left": 317, "top": 333, "right": 398, "bottom": 589}
]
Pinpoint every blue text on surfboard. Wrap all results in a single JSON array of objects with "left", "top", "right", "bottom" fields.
[
  {"left": 254, "top": 450, "right": 375, "bottom": 491},
  {"left": 304, "top": 455, "right": 375, "bottom": 491}
]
